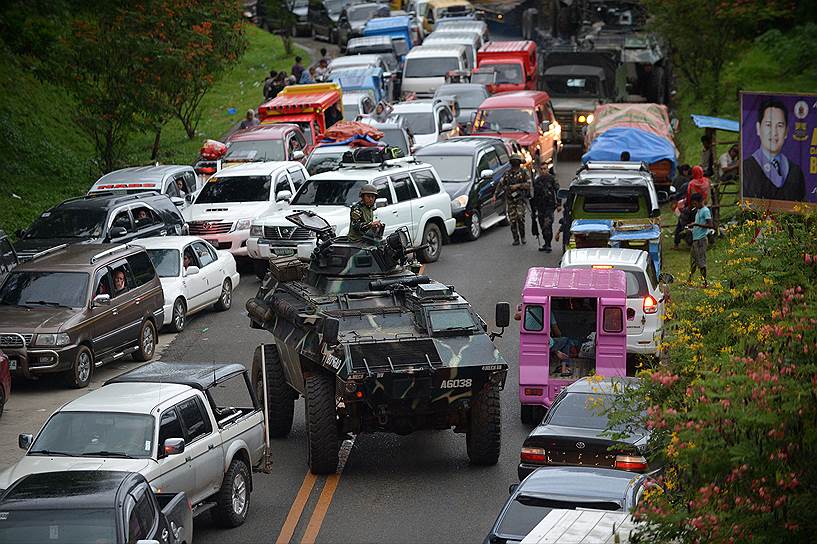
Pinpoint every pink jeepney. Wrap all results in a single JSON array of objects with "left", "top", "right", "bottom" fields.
[{"left": 518, "top": 267, "right": 627, "bottom": 421}]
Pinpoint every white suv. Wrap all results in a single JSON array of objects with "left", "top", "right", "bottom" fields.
[
  {"left": 389, "top": 99, "right": 459, "bottom": 150},
  {"left": 247, "top": 155, "right": 455, "bottom": 275},
  {"left": 183, "top": 161, "right": 308, "bottom": 258},
  {"left": 560, "top": 248, "right": 671, "bottom": 355}
]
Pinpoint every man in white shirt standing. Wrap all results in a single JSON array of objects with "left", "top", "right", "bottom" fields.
[{"left": 718, "top": 144, "right": 739, "bottom": 181}]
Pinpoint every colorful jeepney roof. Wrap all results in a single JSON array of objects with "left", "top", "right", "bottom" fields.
[
  {"left": 258, "top": 83, "right": 341, "bottom": 118},
  {"left": 523, "top": 267, "right": 626, "bottom": 296},
  {"left": 478, "top": 40, "right": 535, "bottom": 53},
  {"left": 329, "top": 67, "right": 382, "bottom": 94},
  {"left": 364, "top": 15, "right": 411, "bottom": 32}
]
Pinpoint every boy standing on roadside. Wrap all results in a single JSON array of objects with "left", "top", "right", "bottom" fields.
[{"left": 687, "top": 192, "right": 713, "bottom": 287}]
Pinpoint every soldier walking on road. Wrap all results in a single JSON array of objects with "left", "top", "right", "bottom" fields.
[
  {"left": 493, "top": 154, "right": 531, "bottom": 246},
  {"left": 530, "top": 166, "right": 561, "bottom": 252},
  {"left": 348, "top": 184, "right": 385, "bottom": 242}
]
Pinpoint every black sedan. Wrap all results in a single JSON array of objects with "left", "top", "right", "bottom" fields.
[
  {"left": 518, "top": 377, "right": 651, "bottom": 481},
  {"left": 485, "top": 466, "right": 655, "bottom": 544}
]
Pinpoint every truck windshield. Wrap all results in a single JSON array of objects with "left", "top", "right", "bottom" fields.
[
  {"left": 404, "top": 57, "right": 460, "bottom": 78},
  {"left": 0, "top": 271, "right": 89, "bottom": 308},
  {"left": 0, "top": 508, "right": 116, "bottom": 544},
  {"left": 225, "top": 140, "right": 286, "bottom": 162},
  {"left": 29, "top": 411, "right": 155, "bottom": 459},
  {"left": 417, "top": 155, "right": 473, "bottom": 182},
  {"left": 545, "top": 76, "right": 600, "bottom": 96},
  {"left": 428, "top": 308, "right": 476, "bottom": 332},
  {"left": 196, "top": 175, "right": 271, "bottom": 203},
  {"left": 474, "top": 108, "right": 536, "bottom": 133},
  {"left": 24, "top": 209, "right": 106, "bottom": 239},
  {"left": 486, "top": 63, "right": 524, "bottom": 84},
  {"left": 146, "top": 249, "right": 181, "bottom": 278},
  {"left": 291, "top": 179, "right": 368, "bottom": 206}
]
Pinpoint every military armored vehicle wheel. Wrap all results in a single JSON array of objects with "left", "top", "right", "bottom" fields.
[
  {"left": 466, "top": 385, "right": 501, "bottom": 465},
  {"left": 418, "top": 223, "right": 442, "bottom": 263},
  {"left": 252, "top": 345, "right": 295, "bottom": 438},
  {"left": 305, "top": 373, "right": 339, "bottom": 474}
]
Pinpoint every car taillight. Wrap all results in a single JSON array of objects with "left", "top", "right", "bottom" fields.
[
  {"left": 520, "top": 447, "right": 546, "bottom": 464},
  {"left": 643, "top": 295, "right": 658, "bottom": 314},
  {"left": 615, "top": 454, "right": 648, "bottom": 472},
  {"left": 524, "top": 388, "right": 543, "bottom": 396}
]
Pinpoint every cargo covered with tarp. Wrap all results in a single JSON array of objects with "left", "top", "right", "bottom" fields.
[{"left": 318, "top": 121, "right": 384, "bottom": 147}]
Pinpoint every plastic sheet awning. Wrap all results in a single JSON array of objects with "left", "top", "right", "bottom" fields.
[
  {"left": 570, "top": 219, "right": 614, "bottom": 233},
  {"left": 582, "top": 127, "right": 677, "bottom": 175},
  {"left": 690, "top": 114, "right": 739, "bottom": 133}
]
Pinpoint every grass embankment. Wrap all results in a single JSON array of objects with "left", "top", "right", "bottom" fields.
[
  {"left": 659, "top": 24, "right": 817, "bottom": 283},
  {"left": 0, "top": 25, "right": 306, "bottom": 237}
]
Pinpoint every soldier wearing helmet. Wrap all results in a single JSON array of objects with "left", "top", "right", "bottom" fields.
[
  {"left": 348, "top": 183, "right": 385, "bottom": 242},
  {"left": 493, "top": 154, "right": 531, "bottom": 246}
]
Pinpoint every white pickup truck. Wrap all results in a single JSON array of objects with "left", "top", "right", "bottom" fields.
[{"left": 0, "top": 361, "right": 266, "bottom": 528}]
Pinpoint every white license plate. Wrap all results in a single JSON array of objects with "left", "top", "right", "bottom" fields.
[
  {"left": 8, "top": 358, "right": 17, "bottom": 370},
  {"left": 273, "top": 248, "right": 296, "bottom": 256},
  {"left": 205, "top": 239, "right": 219, "bottom": 247}
]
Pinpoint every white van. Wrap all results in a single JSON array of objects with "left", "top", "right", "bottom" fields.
[
  {"left": 422, "top": 31, "right": 480, "bottom": 69},
  {"left": 88, "top": 165, "right": 199, "bottom": 210},
  {"left": 434, "top": 19, "right": 488, "bottom": 48},
  {"left": 402, "top": 45, "right": 468, "bottom": 98}
]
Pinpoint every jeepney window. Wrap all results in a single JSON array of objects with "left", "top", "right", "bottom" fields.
[
  {"left": 523, "top": 304, "right": 544, "bottom": 332},
  {"left": 209, "top": 373, "right": 258, "bottom": 428},
  {"left": 603, "top": 307, "right": 624, "bottom": 333}
]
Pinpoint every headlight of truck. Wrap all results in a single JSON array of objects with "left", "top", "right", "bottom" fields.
[
  {"left": 250, "top": 225, "right": 263, "bottom": 237},
  {"left": 34, "top": 333, "right": 70, "bottom": 347},
  {"left": 451, "top": 195, "right": 469, "bottom": 212},
  {"left": 234, "top": 218, "right": 253, "bottom": 232}
]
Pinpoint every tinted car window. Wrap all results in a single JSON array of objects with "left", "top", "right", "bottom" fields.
[
  {"left": 24, "top": 209, "right": 107, "bottom": 239},
  {"left": 146, "top": 249, "right": 180, "bottom": 278},
  {"left": 392, "top": 174, "right": 418, "bottom": 202},
  {"left": 289, "top": 168, "right": 306, "bottom": 188},
  {"left": 196, "top": 175, "right": 271, "bottom": 203},
  {"left": 548, "top": 392, "right": 612, "bottom": 429},
  {"left": 127, "top": 252, "right": 156, "bottom": 287},
  {"left": 0, "top": 238, "right": 16, "bottom": 268},
  {"left": 493, "top": 143, "right": 509, "bottom": 164},
  {"left": 158, "top": 408, "right": 184, "bottom": 451},
  {"left": 128, "top": 490, "right": 156, "bottom": 543},
  {"left": 412, "top": 169, "right": 440, "bottom": 196},
  {"left": 0, "top": 271, "right": 89, "bottom": 308},
  {"left": 177, "top": 397, "right": 212, "bottom": 442},
  {"left": 484, "top": 149, "right": 500, "bottom": 170},
  {"left": 496, "top": 498, "right": 553, "bottom": 540}
]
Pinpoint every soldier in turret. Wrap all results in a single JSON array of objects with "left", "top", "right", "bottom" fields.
[
  {"left": 493, "top": 154, "right": 531, "bottom": 246},
  {"left": 348, "top": 184, "right": 385, "bottom": 242}
]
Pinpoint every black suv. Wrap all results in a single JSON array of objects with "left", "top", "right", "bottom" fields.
[
  {"left": 0, "top": 230, "right": 18, "bottom": 281},
  {"left": 15, "top": 193, "right": 186, "bottom": 261}
]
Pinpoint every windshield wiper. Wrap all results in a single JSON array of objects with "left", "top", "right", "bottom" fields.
[
  {"left": 25, "top": 300, "right": 71, "bottom": 308},
  {"left": 28, "top": 449, "right": 73, "bottom": 457},
  {"left": 81, "top": 451, "right": 136, "bottom": 459}
]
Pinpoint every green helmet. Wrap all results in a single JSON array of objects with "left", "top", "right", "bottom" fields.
[
  {"left": 360, "top": 184, "right": 379, "bottom": 196},
  {"left": 510, "top": 154, "right": 524, "bottom": 164}
]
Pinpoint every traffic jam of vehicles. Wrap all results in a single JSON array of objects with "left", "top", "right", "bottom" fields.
[{"left": 0, "top": 0, "right": 679, "bottom": 541}]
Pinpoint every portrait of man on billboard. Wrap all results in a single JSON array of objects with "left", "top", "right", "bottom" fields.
[{"left": 742, "top": 97, "right": 806, "bottom": 201}]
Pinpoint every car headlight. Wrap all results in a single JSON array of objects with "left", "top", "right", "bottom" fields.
[
  {"left": 34, "top": 333, "right": 70, "bottom": 347},
  {"left": 250, "top": 225, "right": 263, "bottom": 237},
  {"left": 586, "top": 113, "right": 594, "bottom": 124},
  {"left": 451, "top": 194, "right": 469, "bottom": 211},
  {"left": 234, "top": 218, "right": 253, "bottom": 232}
]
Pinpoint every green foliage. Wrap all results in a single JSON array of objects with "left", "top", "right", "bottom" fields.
[{"left": 610, "top": 212, "right": 817, "bottom": 542}]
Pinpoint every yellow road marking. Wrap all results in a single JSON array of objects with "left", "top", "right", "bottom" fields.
[
  {"left": 301, "top": 474, "right": 341, "bottom": 544},
  {"left": 276, "top": 471, "right": 317, "bottom": 544}
]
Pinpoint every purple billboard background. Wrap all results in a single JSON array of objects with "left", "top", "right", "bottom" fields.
[{"left": 741, "top": 92, "right": 817, "bottom": 204}]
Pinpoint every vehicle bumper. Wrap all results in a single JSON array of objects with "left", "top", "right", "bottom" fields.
[
  {"left": 5, "top": 344, "right": 81, "bottom": 379},
  {"left": 518, "top": 462, "right": 540, "bottom": 481},
  {"left": 627, "top": 328, "right": 661, "bottom": 355},
  {"left": 519, "top": 379, "right": 573, "bottom": 409},
  {"left": 161, "top": 300, "right": 175, "bottom": 327},
  {"left": 443, "top": 217, "right": 456, "bottom": 236},
  {"left": 199, "top": 230, "right": 249, "bottom": 257},
  {"left": 247, "top": 237, "right": 317, "bottom": 260}
]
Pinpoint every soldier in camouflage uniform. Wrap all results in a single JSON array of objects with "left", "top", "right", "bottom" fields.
[
  {"left": 530, "top": 165, "right": 561, "bottom": 252},
  {"left": 348, "top": 183, "right": 385, "bottom": 242},
  {"left": 493, "top": 154, "right": 531, "bottom": 246}
]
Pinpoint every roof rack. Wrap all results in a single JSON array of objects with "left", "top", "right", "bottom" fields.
[
  {"left": 30, "top": 244, "right": 70, "bottom": 261},
  {"left": 90, "top": 244, "right": 134, "bottom": 264},
  {"left": 580, "top": 161, "right": 651, "bottom": 174}
]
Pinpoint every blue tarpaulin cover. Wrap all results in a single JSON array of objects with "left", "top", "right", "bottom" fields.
[
  {"left": 570, "top": 219, "right": 613, "bottom": 233},
  {"left": 690, "top": 114, "right": 739, "bottom": 133},
  {"left": 329, "top": 67, "right": 381, "bottom": 98},
  {"left": 364, "top": 15, "right": 411, "bottom": 33},
  {"left": 582, "top": 127, "right": 677, "bottom": 176},
  {"left": 609, "top": 224, "right": 661, "bottom": 241}
]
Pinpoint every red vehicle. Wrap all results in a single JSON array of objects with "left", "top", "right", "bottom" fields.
[
  {"left": 0, "top": 349, "right": 11, "bottom": 417},
  {"left": 475, "top": 40, "right": 537, "bottom": 94},
  {"left": 257, "top": 82, "right": 344, "bottom": 149},
  {"left": 471, "top": 90, "right": 562, "bottom": 168}
]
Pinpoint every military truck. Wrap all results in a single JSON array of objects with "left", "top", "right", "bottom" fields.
[{"left": 247, "top": 209, "right": 510, "bottom": 474}]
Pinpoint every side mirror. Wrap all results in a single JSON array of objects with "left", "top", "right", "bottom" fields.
[
  {"left": 292, "top": 150, "right": 305, "bottom": 161},
  {"left": 441, "top": 122, "right": 454, "bottom": 132},
  {"left": 669, "top": 186, "right": 677, "bottom": 194},
  {"left": 557, "top": 188, "right": 569, "bottom": 200},
  {"left": 480, "top": 169, "right": 494, "bottom": 180},
  {"left": 657, "top": 191, "right": 669, "bottom": 202},
  {"left": 92, "top": 294, "right": 111, "bottom": 307},
  {"left": 185, "top": 265, "right": 200, "bottom": 276},
  {"left": 322, "top": 316, "right": 341, "bottom": 345},
  {"left": 540, "top": 120, "right": 551, "bottom": 132},
  {"left": 170, "top": 196, "right": 185, "bottom": 207},
  {"left": 185, "top": 193, "right": 195, "bottom": 202},
  {"left": 15, "top": 228, "right": 26, "bottom": 239},
  {"left": 658, "top": 273, "right": 674, "bottom": 284},
  {"left": 495, "top": 301, "right": 510, "bottom": 328},
  {"left": 509, "top": 483, "right": 519, "bottom": 494},
  {"left": 18, "top": 433, "right": 33, "bottom": 450},
  {"left": 375, "top": 197, "right": 388, "bottom": 209},
  {"left": 276, "top": 190, "right": 293, "bottom": 202},
  {"left": 650, "top": 208, "right": 662, "bottom": 218},
  {"left": 163, "top": 438, "right": 185, "bottom": 456},
  {"left": 109, "top": 226, "right": 128, "bottom": 239}
]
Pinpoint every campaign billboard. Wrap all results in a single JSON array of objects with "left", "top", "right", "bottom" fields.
[{"left": 740, "top": 91, "right": 817, "bottom": 211}]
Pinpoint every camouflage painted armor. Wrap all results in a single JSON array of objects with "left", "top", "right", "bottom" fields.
[
  {"left": 348, "top": 201, "right": 376, "bottom": 241},
  {"left": 495, "top": 168, "right": 530, "bottom": 244}
]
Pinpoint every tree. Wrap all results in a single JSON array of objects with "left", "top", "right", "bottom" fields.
[{"left": 642, "top": 0, "right": 796, "bottom": 112}]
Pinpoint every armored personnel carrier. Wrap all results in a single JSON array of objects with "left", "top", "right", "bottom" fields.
[{"left": 247, "top": 210, "right": 510, "bottom": 474}]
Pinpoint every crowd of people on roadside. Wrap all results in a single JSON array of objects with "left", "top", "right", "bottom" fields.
[{"left": 262, "top": 48, "right": 334, "bottom": 102}]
